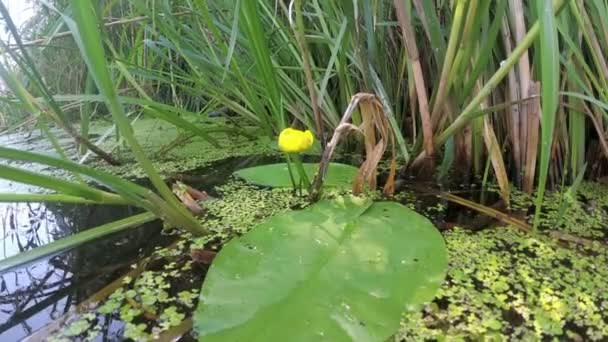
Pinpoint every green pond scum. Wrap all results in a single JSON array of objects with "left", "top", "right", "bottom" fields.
[
  {"left": 45, "top": 178, "right": 608, "bottom": 341},
  {"left": 506, "top": 181, "right": 608, "bottom": 240},
  {"left": 93, "top": 122, "right": 275, "bottom": 179},
  {"left": 398, "top": 228, "right": 608, "bottom": 341}
]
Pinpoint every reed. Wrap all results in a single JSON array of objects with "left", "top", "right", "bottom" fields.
[{"left": 0, "top": 0, "right": 606, "bottom": 234}]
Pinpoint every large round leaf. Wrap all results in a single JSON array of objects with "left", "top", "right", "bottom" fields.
[
  {"left": 233, "top": 162, "right": 358, "bottom": 188},
  {"left": 194, "top": 197, "right": 447, "bottom": 342}
]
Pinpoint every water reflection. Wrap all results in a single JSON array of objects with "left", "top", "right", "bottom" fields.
[
  {"left": 2, "top": 203, "right": 55, "bottom": 260},
  {"left": 0, "top": 202, "right": 165, "bottom": 341}
]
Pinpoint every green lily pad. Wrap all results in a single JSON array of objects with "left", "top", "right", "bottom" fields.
[
  {"left": 194, "top": 197, "right": 447, "bottom": 342},
  {"left": 233, "top": 162, "right": 358, "bottom": 188}
]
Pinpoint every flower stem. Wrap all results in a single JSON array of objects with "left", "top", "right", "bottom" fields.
[
  {"left": 292, "top": 154, "right": 311, "bottom": 190},
  {"left": 284, "top": 153, "right": 298, "bottom": 191}
]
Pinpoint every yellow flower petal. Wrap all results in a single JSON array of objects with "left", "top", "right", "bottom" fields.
[{"left": 278, "top": 128, "right": 314, "bottom": 153}]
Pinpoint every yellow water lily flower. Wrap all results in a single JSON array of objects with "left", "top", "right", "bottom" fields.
[{"left": 278, "top": 127, "right": 314, "bottom": 153}]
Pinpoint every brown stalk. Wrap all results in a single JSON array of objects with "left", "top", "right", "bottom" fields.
[
  {"left": 309, "top": 93, "right": 396, "bottom": 201},
  {"left": 309, "top": 93, "right": 374, "bottom": 201},
  {"left": 479, "top": 88, "right": 511, "bottom": 205},
  {"left": 416, "top": 186, "right": 606, "bottom": 247},
  {"left": 156, "top": 318, "right": 194, "bottom": 341},
  {"left": 73, "top": 131, "right": 121, "bottom": 165},
  {"left": 483, "top": 117, "right": 510, "bottom": 204},
  {"left": 509, "top": 0, "right": 533, "bottom": 184},
  {"left": 441, "top": 192, "right": 530, "bottom": 232},
  {"left": 407, "top": 64, "right": 418, "bottom": 141},
  {"left": 501, "top": 17, "right": 522, "bottom": 183},
  {"left": 293, "top": 0, "right": 325, "bottom": 145},
  {"left": 456, "top": 121, "right": 473, "bottom": 177},
  {"left": 442, "top": 192, "right": 608, "bottom": 248},
  {"left": 522, "top": 82, "right": 540, "bottom": 193},
  {"left": 352, "top": 99, "right": 397, "bottom": 196},
  {"left": 408, "top": 95, "right": 541, "bottom": 168},
  {"left": 355, "top": 100, "right": 380, "bottom": 191},
  {"left": 393, "top": 0, "right": 434, "bottom": 164}
]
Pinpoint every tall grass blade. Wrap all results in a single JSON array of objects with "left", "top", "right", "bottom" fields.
[
  {"left": 532, "top": 0, "right": 561, "bottom": 233},
  {"left": 67, "top": 0, "right": 205, "bottom": 235}
]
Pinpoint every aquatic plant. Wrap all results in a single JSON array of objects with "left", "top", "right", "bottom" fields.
[
  {"left": 278, "top": 128, "right": 314, "bottom": 154},
  {"left": 1, "top": 0, "right": 608, "bottom": 340},
  {"left": 278, "top": 127, "right": 315, "bottom": 191},
  {"left": 194, "top": 196, "right": 447, "bottom": 341},
  {"left": 399, "top": 227, "right": 608, "bottom": 340},
  {"left": 1, "top": 0, "right": 607, "bottom": 195}
]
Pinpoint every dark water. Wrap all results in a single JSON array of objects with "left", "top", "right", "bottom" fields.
[
  {"left": 0, "top": 144, "right": 285, "bottom": 341},
  {"left": 0, "top": 202, "right": 168, "bottom": 341},
  {"left": 0, "top": 128, "right": 158, "bottom": 340}
]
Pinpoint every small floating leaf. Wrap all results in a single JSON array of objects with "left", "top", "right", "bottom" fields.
[
  {"left": 233, "top": 162, "right": 358, "bottom": 188},
  {"left": 194, "top": 197, "right": 447, "bottom": 341}
]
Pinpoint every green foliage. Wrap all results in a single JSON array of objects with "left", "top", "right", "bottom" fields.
[
  {"left": 47, "top": 180, "right": 306, "bottom": 341},
  {"left": 234, "top": 163, "right": 358, "bottom": 189},
  {"left": 2, "top": 1, "right": 608, "bottom": 340},
  {"left": 69, "top": 0, "right": 206, "bottom": 235},
  {"left": 0, "top": 0, "right": 606, "bottom": 196},
  {"left": 48, "top": 314, "right": 101, "bottom": 342},
  {"left": 398, "top": 227, "right": 608, "bottom": 340},
  {"left": 533, "top": 0, "right": 561, "bottom": 233},
  {"left": 41, "top": 178, "right": 608, "bottom": 341},
  {"left": 191, "top": 181, "right": 308, "bottom": 240},
  {"left": 511, "top": 181, "right": 608, "bottom": 239},
  {"left": 194, "top": 197, "right": 447, "bottom": 341}
]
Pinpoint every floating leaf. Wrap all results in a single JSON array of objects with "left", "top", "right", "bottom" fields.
[
  {"left": 234, "top": 162, "right": 358, "bottom": 188},
  {"left": 194, "top": 197, "right": 447, "bottom": 341}
]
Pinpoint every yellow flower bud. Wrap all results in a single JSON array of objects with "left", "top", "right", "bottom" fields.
[{"left": 278, "top": 128, "right": 314, "bottom": 153}]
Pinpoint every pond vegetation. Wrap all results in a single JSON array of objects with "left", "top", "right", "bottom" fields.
[{"left": 0, "top": 0, "right": 607, "bottom": 341}]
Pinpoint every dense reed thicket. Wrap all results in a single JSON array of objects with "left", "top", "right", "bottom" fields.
[{"left": 0, "top": 0, "right": 607, "bottom": 209}]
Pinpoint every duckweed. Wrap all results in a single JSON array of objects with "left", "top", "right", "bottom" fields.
[
  {"left": 46, "top": 173, "right": 608, "bottom": 341},
  {"left": 94, "top": 119, "right": 275, "bottom": 179},
  {"left": 190, "top": 180, "right": 309, "bottom": 249},
  {"left": 398, "top": 227, "right": 608, "bottom": 341},
  {"left": 509, "top": 181, "right": 608, "bottom": 239}
]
